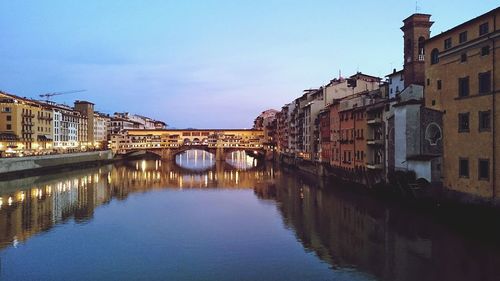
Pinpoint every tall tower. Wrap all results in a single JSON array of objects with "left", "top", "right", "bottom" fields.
[
  {"left": 401, "top": 14, "right": 433, "bottom": 87},
  {"left": 74, "top": 100, "right": 95, "bottom": 144}
]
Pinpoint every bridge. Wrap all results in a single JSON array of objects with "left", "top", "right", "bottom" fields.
[{"left": 110, "top": 129, "right": 271, "bottom": 161}]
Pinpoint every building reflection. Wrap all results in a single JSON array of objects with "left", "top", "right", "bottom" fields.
[
  {"left": 1, "top": 158, "right": 500, "bottom": 280},
  {"left": 254, "top": 170, "right": 500, "bottom": 281},
  {"left": 0, "top": 153, "right": 270, "bottom": 251}
]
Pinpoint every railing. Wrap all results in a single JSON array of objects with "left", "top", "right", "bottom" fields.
[
  {"left": 366, "top": 139, "right": 384, "bottom": 145},
  {"left": 366, "top": 163, "right": 383, "bottom": 170},
  {"left": 367, "top": 117, "right": 382, "bottom": 125}
]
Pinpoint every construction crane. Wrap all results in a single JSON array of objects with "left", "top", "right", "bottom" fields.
[{"left": 39, "top": 89, "right": 86, "bottom": 102}]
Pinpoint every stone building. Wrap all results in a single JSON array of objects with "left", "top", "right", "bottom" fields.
[{"left": 424, "top": 7, "right": 500, "bottom": 199}]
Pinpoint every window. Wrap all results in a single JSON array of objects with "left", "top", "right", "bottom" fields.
[
  {"left": 458, "top": 76, "right": 469, "bottom": 97},
  {"left": 437, "top": 80, "right": 442, "bottom": 90},
  {"left": 427, "top": 79, "right": 430, "bottom": 86},
  {"left": 431, "top": 49, "right": 439, "bottom": 64},
  {"left": 444, "top": 38, "right": 452, "bottom": 50},
  {"left": 6, "top": 115, "right": 11, "bottom": 121},
  {"left": 479, "top": 71, "right": 491, "bottom": 94},
  {"left": 479, "top": 159, "right": 489, "bottom": 180},
  {"left": 479, "top": 22, "right": 489, "bottom": 35},
  {"left": 460, "top": 53, "right": 467, "bottom": 62},
  {"left": 459, "top": 158, "right": 469, "bottom": 178},
  {"left": 479, "top": 110, "right": 491, "bottom": 131},
  {"left": 432, "top": 100, "right": 436, "bottom": 106},
  {"left": 459, "top": 31, "right": 468, "bottom": 43},
  {"left": 6, "top": 124, "right": 11, "bottom": 130},
  {"left": 458, "top": 113, "right": 469, "bottom": 132},
  {"left": 481, "top": 46, "right": 490, "bottom": 56},
  {"left": 2, "top": 107, "right": 11, "bottom": 113}
]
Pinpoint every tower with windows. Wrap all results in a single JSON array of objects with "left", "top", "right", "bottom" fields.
[{"left": 401, "top": 14, "right": 433, "bottom": 87}]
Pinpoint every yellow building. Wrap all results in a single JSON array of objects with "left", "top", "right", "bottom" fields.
[
  {"left": 0, "top": 92, "right": 53, "bottom": 156},
  {"left": 424, "top": 7, "right": 499, "bottom": 199}
]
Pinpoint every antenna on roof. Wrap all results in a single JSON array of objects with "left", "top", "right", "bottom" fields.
[{"left": 415, "top": 0, "right": 421, "bottom": 13}]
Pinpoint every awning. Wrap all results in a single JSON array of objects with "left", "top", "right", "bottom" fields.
[
  {"left": 37, "top": 135, "right": 53, "bottom": 141},
  {"left": 0, "top": 133, "right": 19, "bottom": 141}
]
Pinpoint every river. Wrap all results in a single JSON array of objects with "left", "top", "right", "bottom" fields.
[{"left": 0, "top": 149, "right": 499, "bottom": 281}]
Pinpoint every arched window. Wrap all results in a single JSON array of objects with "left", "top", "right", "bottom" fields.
[
  {"left": 418, "top": 37, "right": 425, "bottom": 54},
  {"left": 431, "top": 49, "right": 440, "bottom": 65}
]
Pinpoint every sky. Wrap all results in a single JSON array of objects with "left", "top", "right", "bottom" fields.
[{"left": 0, "top": 1, "right": 498, "bottom": 128}]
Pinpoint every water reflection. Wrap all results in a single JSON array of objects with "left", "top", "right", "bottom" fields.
[
  {"left": 175, "top": 149, "right": 258, "bottom": 171},
  {"left": 175, "top": 149, "right": 215, "bottom": 171},
  {"left": 0, "top": 160, "right": 499, "bottom": 280},
  {"left": 255, "top": 170, "right": 500, "bottom": 281}
]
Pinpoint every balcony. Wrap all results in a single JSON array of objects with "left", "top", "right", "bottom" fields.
[
  {"left": 367, "top": 139, "right": 384, "bottom": 146},
  {"left": 22, "top": 113, "right": 35, "bottom": 118},
  {"left": 418, "top": 54, "right": 425, "bottom": 61},
  {"left": 366, "top": 163, "right": 383, "bottom": 170},
  {"left": 367, "top": 117, "right": 382, "bottom": 125},
  {"left": 38, "top": 116, "right": 53, "bottom": 121}
]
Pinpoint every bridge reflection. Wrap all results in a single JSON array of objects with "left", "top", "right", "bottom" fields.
[{"left": 174, "top": 149, "right": 258, "bottom": 171}]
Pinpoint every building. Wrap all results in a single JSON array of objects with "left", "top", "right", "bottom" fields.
[
  {"left": 318, "top": 108, "right": 330, "bottom": 163},
  {"left": 109, "top": 117, "right": 143, "bottom": 135},
  {"left": 93, "top": 113, "right": 110, "bottom": 149},
  {"left": 424, "top": 7, "right": 500, "bottom": 199},
  {"left": 0, "top": 92, "right": 53, "bottom": 156},
  {"left": 114, "top": 112, "right": 167, "bottom": 130},
  {"left": 74, "top": 100, "right": 95, "bottom": 148},
  {"left": 50, "top": 103, "right": 80, "bottom": 152},
  {"left": 253, "top": 109, "right": 278, "bottom": 153},
  {"left": 386, "top": 69, "right": 404, "bottom": 99}
]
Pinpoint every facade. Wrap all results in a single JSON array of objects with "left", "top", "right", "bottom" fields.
[
  {"left": 74, "top": 100, "right": 95, "bottom": 147},
  {"left": 386, "top": 69, "right": 404, "bottom": 99},
  {"left": 253, "top": 109, "right": 278, "bottom": 152},
  {"left": 424, "top": 7, "right": 500, "bottom": 198},
  {"left": 110, "top": 129, "right": 265, "bottom": 155},
  {"left": 114, "top": 112, "right": 167, "bottom": 130},
  {"left": 51, "top": 104, "right": 80, "bottom": 152},
  {"left": 0, "top": 92, "right": 53, "bottom": 155},
  {"left": 318, "top": 108, "right": 330, "bottom": 163},
  {"left": 93, "top": 113, "right": 110, "bottom": 149}
]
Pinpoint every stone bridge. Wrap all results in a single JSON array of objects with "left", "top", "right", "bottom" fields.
[{"left": 110, "top": 129, "right": 271, "bottom": 161}]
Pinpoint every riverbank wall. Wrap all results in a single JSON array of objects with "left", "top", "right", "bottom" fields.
[{"left": 0, "top": 151, "right": 115, "bottom": 179}]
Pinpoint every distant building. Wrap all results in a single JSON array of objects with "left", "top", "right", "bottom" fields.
[{"left": 386, "top": 69, "right": 404, "bottom": 99}]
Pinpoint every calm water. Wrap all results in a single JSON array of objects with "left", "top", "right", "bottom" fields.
[{"left": 0, "top": 150, "right": 499, "bottom": 281}]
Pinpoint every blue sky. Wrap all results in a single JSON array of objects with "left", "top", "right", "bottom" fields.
[{"left": 0, "top": 1, "right": 498, "bottom": 128}]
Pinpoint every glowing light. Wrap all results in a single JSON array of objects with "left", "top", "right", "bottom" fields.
[{"left": 8, "top": 197, "right": 13, "bottom": 206}]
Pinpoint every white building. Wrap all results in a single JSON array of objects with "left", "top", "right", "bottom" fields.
[
  {"left": 93, "top": 113, "right": 110, "bottom": 148},
  {"left": 386, "top": 69, "right": 405, "bottom": 99},
  {"left": 51, "top": 104, "right": 79, "bottom": 151},
  {"left": 114, "top": 112, "right": 166, "bottom": 130}
]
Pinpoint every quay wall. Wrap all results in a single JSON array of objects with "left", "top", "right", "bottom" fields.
[{"left": 0, "top": 151, "right": 114, "bottom": 176}]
